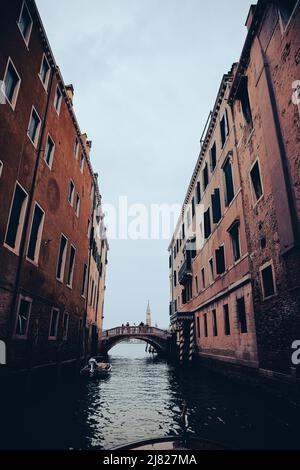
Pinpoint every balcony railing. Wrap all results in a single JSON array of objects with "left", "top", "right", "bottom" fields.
[{"left": 178, "top": 258, "right": 192, "bottom": 285}]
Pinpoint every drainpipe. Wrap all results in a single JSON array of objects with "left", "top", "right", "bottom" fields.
[{"left": 8, "top": 67, "right": 56, "bottom": 354}]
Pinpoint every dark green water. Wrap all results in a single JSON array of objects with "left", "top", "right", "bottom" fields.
[{"left": 2, "top": 343, "right": 300, "bottom": 449}]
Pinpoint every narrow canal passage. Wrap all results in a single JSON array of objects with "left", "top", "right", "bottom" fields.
[{"left": 3, "top": 343, "right": 300, "bottom": 450}]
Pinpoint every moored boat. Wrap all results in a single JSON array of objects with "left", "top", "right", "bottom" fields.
[{"left": 111, "top": 435, "right": 226, "bottom": 450}]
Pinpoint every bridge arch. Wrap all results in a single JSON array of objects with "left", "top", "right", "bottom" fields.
[{"left": 99, "top": 326, "right": 171, "bottom": 356}]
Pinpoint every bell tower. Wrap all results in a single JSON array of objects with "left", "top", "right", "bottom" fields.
[{"left": 146, "top": 300, "right": 151, "bottom": 327}]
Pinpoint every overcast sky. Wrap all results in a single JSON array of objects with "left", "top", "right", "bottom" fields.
[{"left": 37, "top": 0, "right": 252, "bottom": 329}]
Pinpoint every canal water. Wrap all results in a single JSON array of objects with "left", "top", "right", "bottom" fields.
[{"left": 2, "top": 343, "right": 300, "bottom": 450}]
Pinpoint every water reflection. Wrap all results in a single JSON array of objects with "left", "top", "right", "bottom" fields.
[{"left": 2, "top": 342, "right": 300, "bottom": 450}]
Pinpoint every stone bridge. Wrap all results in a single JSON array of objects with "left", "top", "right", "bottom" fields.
[{"left": 99, "top": 326, "right": 172, "bottom": 356}]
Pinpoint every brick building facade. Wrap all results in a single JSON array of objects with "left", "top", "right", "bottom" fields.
[
  {"left": 169, "top": 0, "right": 300, "bottom": 378},
  {"left": 0, "top": 0, "right": 108, "bottom": 374}
]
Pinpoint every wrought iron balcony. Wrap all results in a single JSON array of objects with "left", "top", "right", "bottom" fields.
[{"left": 178, "top": 258, "right": 192, "bottom": 285}]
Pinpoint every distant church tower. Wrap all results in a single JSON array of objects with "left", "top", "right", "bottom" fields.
[{"left": 146, "top": 300, "right": 152, "bottom": 326}]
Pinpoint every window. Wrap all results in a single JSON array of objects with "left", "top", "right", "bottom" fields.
[
  {"left": 91, "top": 183, "right": 95, "bottom": 201},
  {"left": 15, "top": 295, "right": 32, "bottom": 337},
  {"left": 74, "top": 137, "right": 79, "bottom": 159},
  {"left": 196, "top": 316, "right": 200, "bottom": 338},
  {"left": 87, "top": 219, "right": 91, "bottom": 239},
  {"left": 278, "top": 0, "right": 298, "bottom": 29},
  {"left": 0, "top": 161, "right": 3, "bottom": 178},
  {"left": 210, "top": 142, "right": 217, "bottom": 172},
  {"left": 62, "top": 312, "right": 69, "bottom": 340},
  {"left": 209, "top": 257, "right": 214, "bottom": 283},
  {"left": 211, "top": 188, "right": 222, "bottom": 224},
  {"left": 174, "top": 271, "right": 177, "bottom": 287},
  {"left": 5, "top": 183, "right": 28, "bottom": 252},
  {"left": 202, "top": 163, "right": 209, "bottom": 191},
  {"left": 186, "top": 210, "right": 191, "bottom": 228},
  {"left": 260, "top": 262, "right": 276, "bottom": 299},
  {"left": 75, "top": 193, "right": 80, "bottom": 217},
  {"left": 250, "top": 160, "right": 263, "bottom": 203},
  {"left": 81, "top": 263, "right": 87, "bottom": 297},
  {"left": 56, "top": 234, "right": 68, "bottom": 281},
  {"left": 26, "top": 203, "right": 45, "bottom": 264},
  {"left": 49, "top": 308, "right": 60, "bottom": 339},
  {"left": 196, "top": 181, "right": 201, "bottom": 204},
  {"left": 229, "top": 220, "right": 241, "bottom": 262},
  {"left": 223, "top": 156, "right": 234, "bottom": 206},
  {"left": 220, "top": 109, "right": 229, "bottom": 148},
  {"left": 90, "top": 280, "right": 94, "bottom": 306},
  {"left": 18, "top": 1, "right": 33, "bottom": 46},
  {"left": 192, "top": 197, "right": 195, "bottom": 218},
  {"left": 39, "top": 54, "right": 50, "bottom": 90},
  {"left": 215, "top": 245, "right": 226, "bottom": 275},
  {"left": 201, "top": 268, "right": 205, "bottom": 289},
  {"left": 203, "top": 313, "right": 208, "bottom": 337},
  {"left": 182, "top": 223, "right": 185, "bottom": 240},
  {"left": 204, "top": 208, "right": 211, "bottom": 239},
  {"left": 237, "top": 76, "right": 253, "bottom": 128},
  {"left": 237, "top": 297, "right": 247, "bottom": 333},
  {"left": 80, "top": 154, "right": 84, "bottom": 173},
  {"left": 224, "top": 304, "right": 230, "bottom": 336},
  {"left": 27, "top": 107, "right": 41, "bottom": 147},
  {"left": 195, "top": 275, "right": 198, "bottom": 293},
  {"left": 2, "top": 59, "right": 21, "bottom": 110},
  {"left": 44, "top": 134, "right": 55, "bottom": 168},
  {"left": 67, "top": 245, "right": 76, "bottom": 288},
  {"left": 212, "top": 309, "right": 218, "bottom": 336},
  {"left": 68, "top": 180, "right": 75, "bottom": 206},
  {"left": 54, "top": 85, "right": 62, "bottom": 114}
]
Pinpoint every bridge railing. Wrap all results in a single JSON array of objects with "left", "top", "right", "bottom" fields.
[{"left": 101, "top": 326, "right": 170, "bottom": 338}]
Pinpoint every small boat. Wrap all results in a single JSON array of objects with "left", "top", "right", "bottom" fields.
[
  {"left": 111, "top": 435, "right": 226, "bottom": 450},
  {"left": 80, "top": 358, "right": 111, "bottom": 378}
]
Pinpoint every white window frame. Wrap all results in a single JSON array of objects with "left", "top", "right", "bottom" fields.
[
  {"left": 260, "top": 260, "right": 277, "bottom": 300},
  {"left": 67, "top": 245, "right": 76, "bottom": 289},
  {"left": 48, "top": 307, "right": 60, "bottom": 340},
  {"left": 17, "top": 1, "right": 33, "bottom": 48},
  {"left": 74, "top": 137, "right": 79, "bottom": 160},
  {"left": 44, "top": 133, "right": 55, "bottom": 169},
  {"left": 209, "top": 257, "right": 214, "bottom": 284},
  {"left": 4, "top": 181, "right": 28, "bottom": 255},
  {"left": 68, "top": 180, "right": 75, "bottom": 207},
  {"left": 62, "top": 312, "right": 69, "bottom": 341},
  {"left": 0, "top": 161, "right": 3, "bottom": 178},
  {"left": 56, "top": 233, "right": 68, "bottom": 283},
  {"left": 54, "top": 85, "right": 62, "bottom": 115},
  {"left": 27, "top": 106, "right": 41, "bottom": 148},
  {"left": 87, "top": 218, "right": 91, "bottom": 239},
  {"left": 14, "top": 294, "right": 32, "bottom": 338},
  {"left": 249, "top": 157, "right": 264, "bottom": 207},
  {"left": 38, "top": 53, "right": 51, "bottom": 91},
  {"left": 81, "top": 263, "right": 88, "bottom": 298},
  {"left": 215, "top": 242, "right": 227, "bottom": 276},
  {"left": 222, "top": 152, "right": 235, "bottom": 208},
  {"left": 75, "top": 193, "right": 80, "bottom": 218},
  {"left": 1, "top": 57, "right": 21, "bottom": 111},
  {"left": 80, "top": 154, "right": 84, "bottom": 173},
  {"left": 26, "top": 202, "right": 45, "bottom": 265},
  {"left": 195, "top": 274, "right": 199, "bottom": 294},
  {"left": 228, "top": 220, "right": 241, "bottom": 264}
]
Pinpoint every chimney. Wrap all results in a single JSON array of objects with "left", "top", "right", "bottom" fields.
[
  {"left": 245, "top": 5, "right": 256, "bottom": 31},
  {"left": 86, "top": 140, "right": 92, "bottom": 157},
  {"left": 66, "top": 84, "right": 74, "bottom": 105}
]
